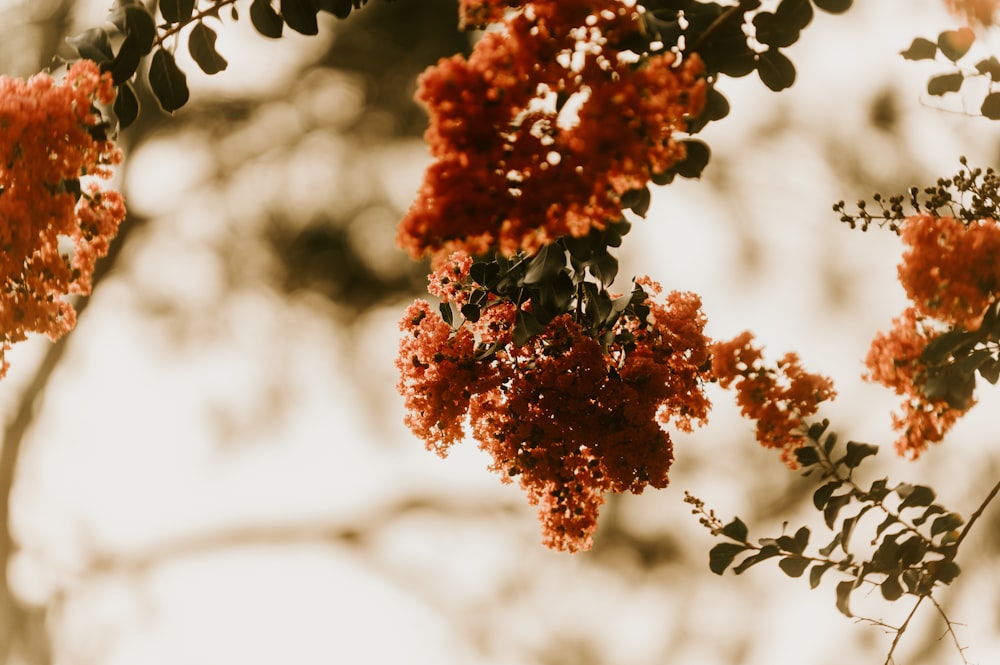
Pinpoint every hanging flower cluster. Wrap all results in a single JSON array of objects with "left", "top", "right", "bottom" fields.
[
  {"left": 865, "top": 213, "right": 1000, "bottom": 457},
  {"left": 396, "top": 0, "right": 706, "bottom": 263},
  {"left": 711, "top": 331, "right": 837, "bottom": 468},
  {"left": 0, "top": 59, "right": 125, "bottom": 376},
  {"left": 397, "top": 263, "right": 712, "bottom": 552}
]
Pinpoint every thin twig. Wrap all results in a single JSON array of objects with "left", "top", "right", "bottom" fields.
[
  {"left": 928, "top": 594, "right": 969, "bottom": 665},
  {"left": 884, "top": 595, "right": 925, "bottom": 665}
]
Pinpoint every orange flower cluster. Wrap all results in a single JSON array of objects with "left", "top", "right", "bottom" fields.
[
  {"left": 711, "top": 332, "right": 836, "bottom": 468},
  {"left": 396, "top": 0, "right": 706, "bottom": 263},
  {"left": 0, "top": 60, "right": 125, "bottom": 376},
  {"left": 863, "top": 213, "right": 999, "bottom": 457},
  {"left": 865, "top": 308, "right": 968, "bottom": 458},
  {"left": 945, "top": 0, "right": 999, "bottom": 25},
  {"left": 396, "top": 277, "right": 712, "bottom": 552},
  {"left": 897, "top": 213, "right": 1000, "bottom": 331}
]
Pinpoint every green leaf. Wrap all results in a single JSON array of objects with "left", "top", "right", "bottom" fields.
[
  {"left": 809, "top": 561, "right": 834, "bottom": 589},
  {"left": 590, "top": 250, "right": 619, "bottom": 287},
  {"left": 251, "top": 0, "right": 284, "bottom": 38},
  {"left": 978, "top": 356, "right": 1000, "bottom": 383},
  {"left": 898, "top": 536, "right": 927, "bottom": 567},
  {"left": 900, "top": 37, "right": 938, "bottom": 61},
  {"left": 813, "top": 0, "right": 852, "bottom": 13},
  {"left": 930, "top": 512, "right": 964, "bottom": 537},
  {"left": 160, "top": 0, "right": 196, "bottom": 23},
  {"left": 189, "top": 22, "right": 229, "bottom": 75},
  {"left": 721, "top": 517, "right": 748, "bottom": 542},
  {"left": 932, "top": 560, "right": 961, "bottom": 585},
  {"left": 840, "top": 506, "right": 871, "bottom": 553},
  {"left": 438, "top": 302, "right": 454, "bottom": 327},
  {"left": 709, "top": 542, "right": 748, "bottom": 574},
  {"left": 779, "top": 556, "right": 809, "bottom": 578},
  {"left": 835, "top": 579, "right": 855, "bottom": 617},
  {"left": 66, "top": 28, "right": 114, "bottom": 64},
  {"left": 874, "top": 515, "right": 898, "bottom": 541},
  {"left": 753, "top": 13, "right": 799, "bottom": 49},
  {"left": 281, "top": 0, "right": 320, "bottom": 35},
  {"left": 938, "top": 27, "right": 975, "bottom": 62},
  {"left": 867, "top": 477, "right": 889, "bottom": 502},
  {"left": 880, "top": 574, "right": 903, "bottom": 601},
  {"left": 898, "top": 484, "right": 935, "bottom": 510},
  {"left": 319, "top": 0, "right": 356, "bottom": 18},
  {"left": 817, "top": 532, "right": 841, "bottom": 557},
  {"left": 982, "top": 92, "right": 1000, "bottom": 119},
  {"left": 148, "top": 48, "right": 189, "bottom": 113},
  {"left": 926, "top": 72, "right": 964, "bottom": 96},
  {"left": 113, "top": 81, "right": 140, "bottom": 128},
  {"left": 686, "top": 86, "right": 730, "bottom": 133},
  {"left": 460, "top": 303, "right": 480, "bottom": 323}
]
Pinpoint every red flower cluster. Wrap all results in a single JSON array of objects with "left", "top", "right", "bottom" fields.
[
  {"left": 396, "top": 275, "right": 712, "bottom": 552},
  {"left": 711, "top": 332, "right": 837, "bottom": 468},
  {"left": 897, "top": 214, "right": 1000, "bottom": 331},
  {"left": 397, "top": 0, "right": 706, "bottom": 263},
  {"left": 864, "top": 308, "right": 968, "bottom": 458},
  {"left": 0, "top": 60, "right": 125, "bottom": 376}
]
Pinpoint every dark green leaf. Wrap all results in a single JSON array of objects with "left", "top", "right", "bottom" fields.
[
  {"left": 113, "top": 4, "right": 157, "bottom": 55},
  {"left": 318, "top": 0, "right": 356, "bottom": 19},
  {"left": 66, "top": 28, "right": 114, "bottom": 64},
  {"left": 620, "top": 187, "right": 651, "bottom": 217},
  {"left": 840, "top": 506, "right": 871, "bottom": 553},
  {"left": 874, "top": 514, "right": 897, "bottom": 541},
  {"left": 795, "top": 444, "right": 820, "bottom": 468},
  {"left": 900, "top": 37, "right": 938, "bottom": 61},
  {"left": 880, "top": 574, "right": 903, "bottom": 601},
  {"left": 835, "top": 579, "right": 854, "bottom": 617},
  {"left": 976, "top": 56, "right": 1000, "bottom": 79},
  {"left": 709, "top": 542, "right": 748, "bottom": 575},
  {"left": 189, "top": 23, "right": 229, "bottom": 75},
  {"left": 779, "top": 556, "right": 809, "bottom": 578},
  {"left": 912, "top": 504, "right": 944, "bottom": 526},
  {"left": 807, "top": 419, "right": 830, "bottom": 440},
  {"left": 978, "top": 356, "right": 1000, "bottom": 383},
  {"left": 930, "top": 512, "right": 964, "bottom": 537},
  {"left": 927, "top": 72, "right": 964, "bottom": 96},
  {"left": 753, "top": 12, "right": 799, "bottom": 49},
  {"left": 932, "top": 560, "right": 961, "bottom": 585},
  {"left": 721, "top": 517, "right": 748, "bottom": 542},
  {"left": 281, "top": 0, "right": 320, "bottom": 35},
  {"left": 982, "top": 92, "right": 1000, "bottom": 119},
  {"left": 460, "top": 303, "right": 480, "bottom": 323},
  {"left": 812, "top": 0, "right": 852, "bottom": 12},
  {"left": 813, "top": 480, "right": 840, "bottom": 510},
  {"left": 590, "top": 250, "right": 619, "bottom": 287},
  {"left": 160, "top": 0, "right": 196, "bottom": 23},
  {"left": 898, "top": 536, "right": 927, "bottom": 567},
  {"left": 758, "top": 49, "right": 797, "bottom": 91},
  {"left": 898, "top": 484, "right": 936, "bottom": 510},
  {"left": 921, "top": 329, "right": 976, "bottom": 363},
  {"left": 842, "top": 441, "right": 878, "bottom": 469},
  {"left": 823, "top": 493, "right": 851, "bottom": 529},
  {"left": 251, "top": 0, "right": 284, "bottom": 38},
  {"left": 148, "top": 48, "right": 189, "bottom": 113},
  {"left": 686, "top": 86, "right": 730, "bottom": 133},
  {"left": 108, "top": 35, "right": 144, "bottom": 85},
  {"left": 775, "top": 0, "right": 813, "bottom": 30},
  {"left": 777, "top": 526, "right": 809, "bottom": 555},
  {"left": 513, "top": 309, "right": 545, "bottom": 346},
  {"left": 809, "top": 561, "right": 834, "bottom": 589},
  {"left": 867, "top": 477, "right": 889, "bottom": 502},
  {"left": 732, "top": 544, "right": 780, "bottom": 574},
  {"left": 524, "top": 244, "right": 565, "bottom": 285},
  {"left": 938, "top": 27, "right": 975, "bottom": 62},
  {"left": 673, "top": 140, "right": 711, "bottom": 179},
  {"left": 113, "top": 81, "right": 140, "bottom": 128},
  {"left": 822, "top": 431, "right": 837, "bottom": 456},
  {"left": 438, "top": 302, "right": 454, "bottom": 326},
  {"left": 817, "top": 532, "right": 841, "bottom": 557}
]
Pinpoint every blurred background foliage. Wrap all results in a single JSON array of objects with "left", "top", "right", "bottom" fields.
[{"left": 1, "top": 1, "right": 1000, "bottom": 664}]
